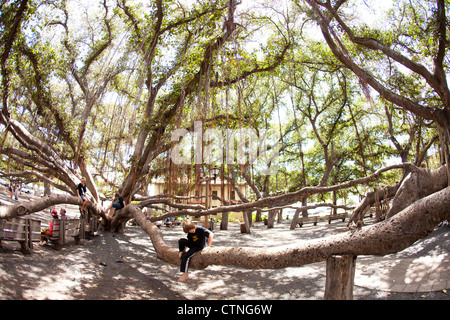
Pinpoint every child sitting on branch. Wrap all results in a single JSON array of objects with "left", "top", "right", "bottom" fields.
[{"left": 178, "top": 219, "right": 213, "bottom": 282}]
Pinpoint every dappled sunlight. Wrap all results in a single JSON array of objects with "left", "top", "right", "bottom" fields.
[
  {"left": 0, "top": 228, "right": 185, "bottom": 300},
  {"left": 166, "top": 265, "right": 326, "bottom": 300},
  {"left": 405, "top": 254, "right": 444, "bottom": 284},
  {"left": 354, "top": 226, "right": 450, "bottom": 292},
  {"left": 1, "top": 218, "right": 449, "bottom": 299}
]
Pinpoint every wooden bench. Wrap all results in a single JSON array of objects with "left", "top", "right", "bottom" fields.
[
  {"left": 0, "top": 218, "right": 41, "bottom": 253},
  {"left": 297, "top": 213, "right": 348, "bottom": 227},
  {"left": 297, "top": 215, "right": 325, "bottom": 227},
  {"left": 165, "top": 219, "right": 181, "bottom": 227},
  {"left": 327, "top": 213, "right": 348, "bottom": 223},
  {"left": 44, "top": 219, "right": 85, "bottom": 250}
]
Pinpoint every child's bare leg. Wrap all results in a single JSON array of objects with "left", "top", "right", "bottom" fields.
[
  {"left": 178, "top": 272, "right": 189, "bottom": 282},
  {"left": 82, "top": 200, "right": 89, "bottom": 212}
]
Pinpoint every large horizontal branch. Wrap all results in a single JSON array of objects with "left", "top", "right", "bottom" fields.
[
  {"left": 0, "top": 193, "right": 104, "bottom": 219},
  {"left": 0, "top": 162, "right": 412, "bottom": 224},
  {"left": 133, "top": 194, "right": 207, "bottom": 201},
  {"left": 132, "top": 185, "right": 450, "bottom": 270},
  {"left": 253, "top": 203, "right": 355, "bottom": 213},
  {"left": 0, "top": 170, "right": 72, "bottom": 194},
  {"left": 138, "top": 198, "right": 205, "bottom": 211},
  {"left": 0, "top": 163, "right": 411, "bottom": 223}
]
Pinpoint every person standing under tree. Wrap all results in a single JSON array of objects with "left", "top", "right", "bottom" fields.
[{"left": 77, "top": 177, "right": 90, "bottom": 216}]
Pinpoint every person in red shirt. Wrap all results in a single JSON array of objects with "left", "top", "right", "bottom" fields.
[{"left": 39, "top": 210, "right": 59, "bottom": 245}]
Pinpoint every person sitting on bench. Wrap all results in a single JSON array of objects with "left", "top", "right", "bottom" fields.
[
  {"left": 60, "top": 208, "right": 67, "bottom": 220},
  {"left": 40, "top": 210, "right": 58, "bottom": 246}
]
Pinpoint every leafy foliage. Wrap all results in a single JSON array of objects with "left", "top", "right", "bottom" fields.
[{"left": 0, "top": 0, "right": 446, "bottom": 204}]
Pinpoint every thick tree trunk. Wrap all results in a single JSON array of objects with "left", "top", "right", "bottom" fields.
[
  {"left": 290, "top": 208, "right": 301, "bottom": 230},
  {"left": 266, "top": 209, "right": 276, "bottom": 228},
  {"left": 349, "top": 165, "right": 448, "bottom": 224},
  {"left": 220, "top": 212, "right": 229, "bottom": 230},
  {"left": 241, "top": 210, "right": 251, "bottom": 234},
  {"left": 324, "top": 255, "right": 356, "bottom": 300},
  {"left": 132, "top": 185, "right": 450, "bottom": 270},
  {"left": 290, "top": 197, "right": 309, "bottom": 230},
  {"left": 386, "top": 165, "right": 448, "bottom": 219}
]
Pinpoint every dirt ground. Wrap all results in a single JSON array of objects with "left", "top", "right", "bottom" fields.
[{"left": 0, "top": 190, "right": 449, "bottom": 301}]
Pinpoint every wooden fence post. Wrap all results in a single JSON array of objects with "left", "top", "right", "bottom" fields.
[
  {"left": 60, "top": 219, "right": 66, "bottom": 245},
  {"left": 26, "top": 219, "right": 33, "bottom": 251},
  {"left": 79, "top": 218, "right": 85, "bottom": 239},
  {"left": 324, "top": 254, "right": 357, "bottom": 300}
]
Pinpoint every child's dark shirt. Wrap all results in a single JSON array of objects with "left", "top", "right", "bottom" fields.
[
  {"left": 187, "top": 226, "right": 212, "bottom": 249},
  {"left": 77, "top": 183, "right": 86, "bottom": 196}
]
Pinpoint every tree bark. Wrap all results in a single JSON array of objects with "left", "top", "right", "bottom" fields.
[
  {"left": 348, "top": 183, "right": 401, "bottom": 225},
  {"left": 290, "top": 208, "right": 301, "bottom": 230},
  {"left": 108, "top": 163, "right": 417, "bottom": 232},
  {"left": 266, "top": 209, "right": 276, "bottom": 228},
  {"left": 386, "top": 165, "right": 448, "bottom": 218},
  {"left": 324, "top": 255, "right": 356, "bottom": 300},
  {"left": 0, "top": 193, "right": 105, "bottom": 219},
  {"left": 2, "top": 167, "right": 449, "bottom": 272},
  {"left": 241, "top": 210, "right": 251, "bottom": 234},
  {"left": 220, "top": 211, "right": 229, "bottom": 230},
  {"left": 146, "top": 163, "right": 412, "bottom": 224},
  {"left": 348, "top": 165, "right": 448, "bottom": 224}
]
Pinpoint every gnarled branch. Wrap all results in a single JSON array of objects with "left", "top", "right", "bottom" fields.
[{"left": 132, "top": 185, "right": 450, "bottom": 269}]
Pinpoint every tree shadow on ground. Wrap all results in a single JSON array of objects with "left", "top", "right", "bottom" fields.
[
  {"left": 0, "top": 229, "right": 187, "bottom": 300},
  {"left": 167, "top": 265, "right": 327, "bottom": 300},
  {"left": 355, "top": 224, "right": 450, "bottom": 292},
  {"left": 1, "top": 217, "right": 448, "bottom": 300}
]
